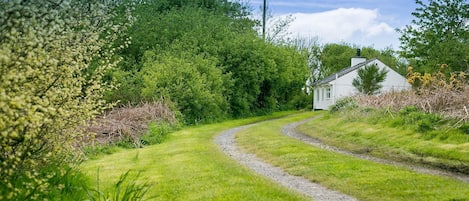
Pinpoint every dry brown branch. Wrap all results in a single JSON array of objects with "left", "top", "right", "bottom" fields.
[
  {"left": 354, "top": 84, "right": 469, "bottom": 120},
  {"left": 84, "top": 100, "right": 176, "bottom": 145}
]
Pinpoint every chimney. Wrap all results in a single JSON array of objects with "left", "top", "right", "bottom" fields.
[{"left": 351, "top": 48, "right": 366, "bottom": 67}]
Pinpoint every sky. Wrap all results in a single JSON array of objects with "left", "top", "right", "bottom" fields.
[{"left": 242, "top": 0, "right": 424, "bottom": 50}]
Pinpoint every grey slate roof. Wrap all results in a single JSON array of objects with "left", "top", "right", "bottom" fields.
[{"left": 314, "top": 58, "right": 378, "bottom": 86}]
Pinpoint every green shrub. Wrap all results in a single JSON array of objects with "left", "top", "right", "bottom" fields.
[
  {"left": 399, "top": 105, "right": 420, "bottom": 115},
  {"left": 329, "top": 97, "right": 358, "bottom": 113},
  {"left": 141, "top": 122, "right": 178, "bottom": 145},
  {"left": 459, "top": 123, "right": 469, "bottom": 135},
  {"left": 48, "top": 167, "right": 90, "bottom": 201},
  {"left": 287, "top": 92, "right": 312, "bottom": 110},
  {"left": 141, "top": 50, "right": 229, "bottom": 124},
  {"left": 395, "top": 106, "right": 442, "bottom": 133},
  {"left": 0, "top": 1, "right": 132, "bottom": 199}
]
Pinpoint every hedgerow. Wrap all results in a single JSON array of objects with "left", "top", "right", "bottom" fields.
[{"left": 0, "top": 0, "right": 133, "bottom": 199}]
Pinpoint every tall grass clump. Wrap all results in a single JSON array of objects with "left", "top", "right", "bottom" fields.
[{"left": 87, "top": 170, "right": 153, "bottom": 201}]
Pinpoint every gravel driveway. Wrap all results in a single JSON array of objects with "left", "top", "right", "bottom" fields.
[
  {"left": 215, "top": 122, "right": 357, "bottom": 201},
  {"left": 215, "top": 115, "right": 469, "bottom": 200}
]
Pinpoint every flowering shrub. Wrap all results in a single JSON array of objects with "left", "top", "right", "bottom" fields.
[
  {"left": 407, "top": 64, "right": 467, "bottom": 90},
  {"left": 0, "top": 1, "right": 132, "bottom": 200}
]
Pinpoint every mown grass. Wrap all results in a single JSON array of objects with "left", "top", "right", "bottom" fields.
[
  {"left": 297, "top": 109, "right": 469, "bottom": 173},
  {"left": 81, "top": 111, "right": 310, "bottom": 201},
  {"left": 236, "top": 112, "right": 469, "bottom": 201}
]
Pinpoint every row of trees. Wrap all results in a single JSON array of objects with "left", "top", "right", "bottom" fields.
[{"left": 106, "top": 0, "right": 310, "bottom": 123}]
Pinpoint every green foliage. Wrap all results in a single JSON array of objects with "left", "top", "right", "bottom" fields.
[
  {"left": 106, "top": 1, "right": 309, "bottom": 122},
  {"left": 47, "top": 166, "right": 90, "bottom": 201},
  {"left": 329, "top": 97, "right": 358, "bottom": 113},
  {"left": 86, "top": 170, "right": 152, "bottom": 201},
  {"left": 352, "top": 64, "right": 389, "bottom": 95},
  {"left": 319, "top": 44, "right": 402, "bottom": 79},
  {"left": 0, "top": 0, "right": 132, "bottom": 199},
  {"left": 221, "top": 38, "right": 309, "bottom": 116},
  {"left": 393, "top": 106, "right": 443, "bottom": 133},
  {"left": 107, "top": 2, "right": 246, "bottom": 103},
  {"left": 83, "top": 144, "right": 123, "bottom": 160},
  {"left": 104, "top": 69, "right": 144, "bottom": 104},
  {"left": 320, "top": 43, "right": 357, "bottom": 76},
  {"left": 459, "top": 123, "right": 469, "bottom": 135},
  {"left": 141, "top": 50, "right": 229, "bottom": 124},
  {"left": 141, "top": 121, "right": 179, "bottom": 145},
  {"left": 398, "top": 0, "right": 469, "bottom": 73}
]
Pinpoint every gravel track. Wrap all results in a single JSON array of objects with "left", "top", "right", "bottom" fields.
[
  {"left": 215, "top": 115, "right": 469, "bottom": 200},
  {"left": 215, "top": 124, "right": 357, "bottom": 201}
]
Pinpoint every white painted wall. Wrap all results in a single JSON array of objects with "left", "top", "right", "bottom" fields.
[
  {"left": 313, "top": 59, "right": 411, "bottom": 110},
  {"left": 313, "top": 86, "right": 333, "bottom": 110}
]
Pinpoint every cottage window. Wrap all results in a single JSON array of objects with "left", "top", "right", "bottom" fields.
[{"left": 326, "top": 87, "right": 331, "bottom": 99}]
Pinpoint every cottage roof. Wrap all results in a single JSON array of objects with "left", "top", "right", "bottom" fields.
[{"left": 314, "top": 58, "right": 378, "bottom": 86}]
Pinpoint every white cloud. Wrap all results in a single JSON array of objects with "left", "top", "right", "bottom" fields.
[{"left": 272, "top": 8, "right": 398, "bottom": 48}]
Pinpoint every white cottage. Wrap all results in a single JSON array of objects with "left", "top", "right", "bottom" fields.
[{"left": 313, "top": 56, "right": 411, "bottom": 110}]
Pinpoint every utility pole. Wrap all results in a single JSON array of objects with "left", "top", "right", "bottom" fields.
[{"left": 262, "top": 0, "right": 266, "bottom": 40}]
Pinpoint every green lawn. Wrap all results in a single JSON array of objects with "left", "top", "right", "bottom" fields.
[
  {"left": 82, "top": 111, "right": 469, "bottom": 201},
  {"left": 81, "top": 111, "right": 309, "bottom": 201},
  {"left": 236, "top": 112, "right": 469, "bottom": 201},
  {"left": 297, "top": 113, "right": 469, "bottom": 173}
]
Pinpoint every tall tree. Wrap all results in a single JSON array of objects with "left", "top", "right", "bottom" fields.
[
  {"left": 398, "top": 0, "right": 469, "bottom": 73},
  {"left": 320, "top": 43, "right": 357, "bottom": 77}
]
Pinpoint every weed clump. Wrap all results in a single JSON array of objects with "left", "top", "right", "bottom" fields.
[{"left": 329, "top": 97, "right": 358, "bottom": 113}]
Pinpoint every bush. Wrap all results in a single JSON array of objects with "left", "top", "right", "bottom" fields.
[
  {"left": 329, "top": 97, "right": 358, "bottom": 113},
  {"left": 141, "top": 122, "right": 178, "bottom": 145},
  {"left": 141, "top": 50, "right": 229, "bottom": 124},
  {"left": 0, "top": 1, "right": 132, "bottom": 199},
  {"left": 394, "top": 106, "right": 442, "bottom": 133}
]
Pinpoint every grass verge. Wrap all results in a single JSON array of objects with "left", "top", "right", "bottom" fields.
[
  {"left": 81, "top": 111, "right": 310, "bottom": 201},
  {"left": 297, "top": 110, "right": 469, "bottom": 173},
  {"left": 236, "top": 112, "right": 469, "bottom": 201}
]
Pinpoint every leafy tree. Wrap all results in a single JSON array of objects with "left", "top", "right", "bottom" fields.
[
  {"left": 320, "top": 43, "right": 357, "bottom": 77},
  {"left": 290, "top": 37, "right": 323, "bottom": 84},
  {"left": 398, "top": 0, "right": 469, "bottom": 73},
  {"left": 108, "top": 1, "right": 253, "bottom": 104},
  {"left": 320, "top": 43, "right": 402, "bottom": 79},
  {"left": 352, "top": 64, "right": 389, "bottom": 95},
  {"left": 140, "top": 48, "right": 230, "bottom": 124},
  {"left": 0, "top": 0, "right": 131, "bottom": 199}
]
